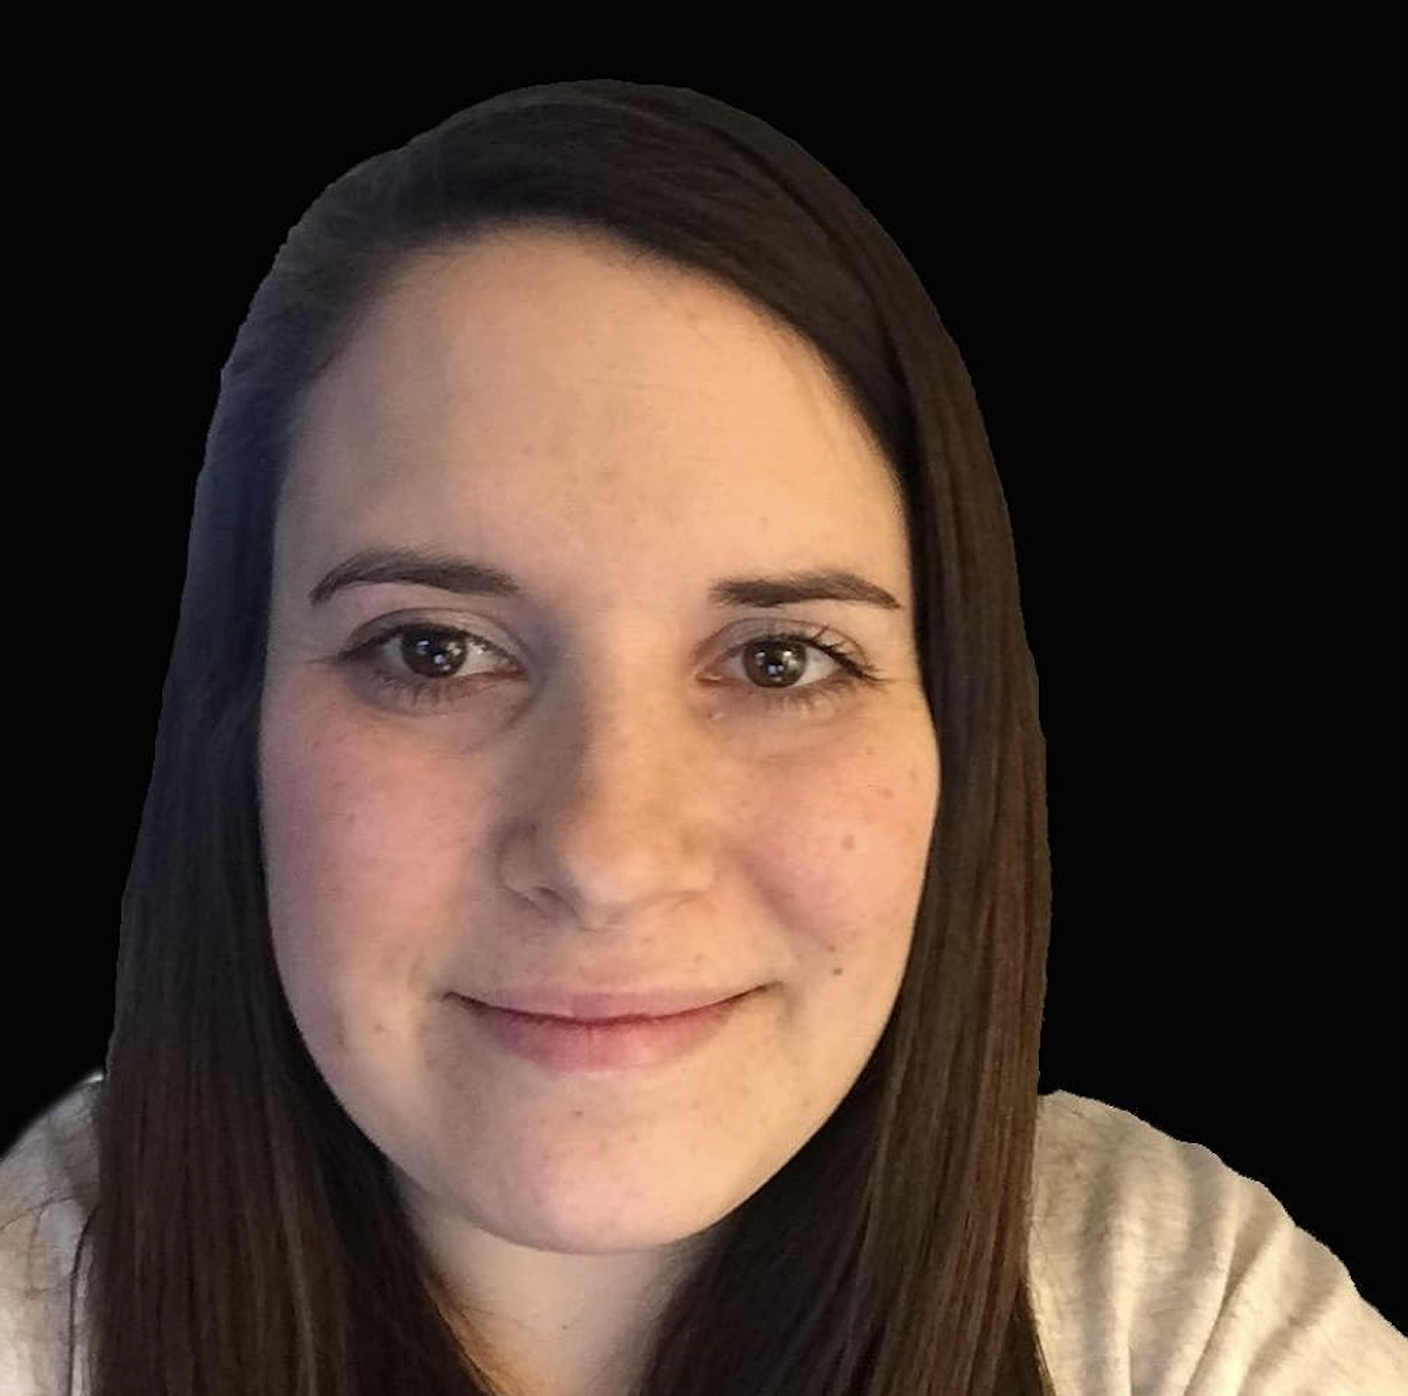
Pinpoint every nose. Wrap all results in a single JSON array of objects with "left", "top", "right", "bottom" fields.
[{"left": 498, "top": 677, "right": 718, "bottom": 932}]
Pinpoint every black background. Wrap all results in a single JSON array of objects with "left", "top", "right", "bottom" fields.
[{"left": 5, "top": 64, "right": 1397, "bottom": 1328}]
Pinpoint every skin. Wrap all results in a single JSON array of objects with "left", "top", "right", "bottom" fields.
[{"left": 258, "top": 226, "right": 941, "bottom": 1395}]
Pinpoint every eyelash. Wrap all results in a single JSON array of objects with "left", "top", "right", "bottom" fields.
[{"left": 339, "top": 621, "right": 884, "bottom": 717}]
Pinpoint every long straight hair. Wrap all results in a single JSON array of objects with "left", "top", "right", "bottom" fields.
[{"left": 84, "top": 80, "right": 1055, "bottom": 1394}]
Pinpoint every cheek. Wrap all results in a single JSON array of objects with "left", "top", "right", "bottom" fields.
[
  {"left": 258, "top": 695, "right": 475, "bottom": 1002},
  {"left": 730, "top": 720, "right": 938, "bottom": 1119},
  {"left": 743, "top": 724, "right": 940, "bottom": 969},
  {"left": 259, "top": 677, "right": 939, "bottom": 1011}
]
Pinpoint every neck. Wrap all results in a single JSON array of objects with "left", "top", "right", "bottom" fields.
[{"left": 414, "top": 1214, "right": 724, "bottom": 1396}]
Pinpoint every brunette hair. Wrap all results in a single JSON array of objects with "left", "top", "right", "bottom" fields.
[{"left": 84, "top": 79, "right": 1054, "bottom": 1394}]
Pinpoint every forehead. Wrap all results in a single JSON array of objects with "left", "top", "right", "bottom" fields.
[{"left": 280, "top": 227, "right": 911, "bottom": 605}]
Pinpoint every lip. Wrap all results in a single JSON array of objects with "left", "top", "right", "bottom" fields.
[
  {"left": 452, "top": 988, "right": 762, "bottom": 1071},
  {"left": 463, "top": 988, "right": 752, "bottom": 1021}
]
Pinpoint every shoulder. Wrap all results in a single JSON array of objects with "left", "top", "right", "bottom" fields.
[
  {"left": 1, "top": 1074, "right": 100, "bottom": 1396},
  {"left": 1027, "top": 1089, "right": 1408, "bottom": 1395}
]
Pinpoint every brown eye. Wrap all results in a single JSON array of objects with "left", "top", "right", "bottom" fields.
[
  {"left": 342, "top": 621, "right": 881, "bottom": 718},
  {"left": 741, "top": 639, "right": 811, "bottom": 688},
  {"left": 400, "top": 630, "right": 473, "bottom": 679}
]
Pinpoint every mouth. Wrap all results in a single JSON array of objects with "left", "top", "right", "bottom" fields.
[
  {"left": 460, "top": 986, "right": 759, "bottom": 1022},
  {"left": 451, "top": 987, "right": 764, "bottom": 1071}
]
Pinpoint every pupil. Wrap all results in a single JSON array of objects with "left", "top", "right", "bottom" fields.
[
  {"left": 748, "top": 641, "right": 804, "bottom": 687},
  {"left": 405, "top": 632, "right": 467, "bottom": 677},
  {"left": 396, "top": 634, "right": 805, "bottom": 686}
]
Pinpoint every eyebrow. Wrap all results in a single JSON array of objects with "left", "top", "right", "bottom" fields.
[{"left": 308, "top": 546, "right": 903, "bottom": 611}]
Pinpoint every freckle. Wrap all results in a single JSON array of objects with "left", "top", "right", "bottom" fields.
[
  {"left": 879, "top": 786, "right": 893, "bottom": 800},
  {"left": 831, "top": 966, "right": 844, "bottom": 977},
  {"left": 841, "top": 832, "right": 855, "bottom": 851}
]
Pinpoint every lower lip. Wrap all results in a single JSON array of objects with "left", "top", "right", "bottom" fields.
[{"left": 455, "top": 991, "right": 757, "bottom": 1071}]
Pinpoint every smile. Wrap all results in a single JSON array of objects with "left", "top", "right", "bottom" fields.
[{"left": 452, "top": 988, "right": 762, "bottom": 1071}]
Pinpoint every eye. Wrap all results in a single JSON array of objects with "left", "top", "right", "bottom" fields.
[{"left": 338, "top": 621, "right": 886, "bottom": 716}]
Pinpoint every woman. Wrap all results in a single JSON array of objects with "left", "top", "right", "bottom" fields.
[{"left": 3, "top": 79, "right": 1404, "bottom": 1396}]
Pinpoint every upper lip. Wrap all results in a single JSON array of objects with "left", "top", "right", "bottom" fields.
[{"left": 457, "top": 987, "right": 755, "bottom": 1021}]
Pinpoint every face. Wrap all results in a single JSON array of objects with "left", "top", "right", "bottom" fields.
[{"left": 258, "top": 228, "right": 940, "bottom": 1281}]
